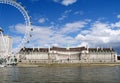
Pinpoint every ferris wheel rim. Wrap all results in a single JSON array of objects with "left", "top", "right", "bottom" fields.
[{"left": 0, "top": 0, "right": 31, "bottom": 54}]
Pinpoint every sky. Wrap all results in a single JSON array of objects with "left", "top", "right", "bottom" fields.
[{"left": 1, "top": 0, "right": 120, "bottom": 53}]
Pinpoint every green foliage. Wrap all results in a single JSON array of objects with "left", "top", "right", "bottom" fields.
[{"left": 0, "top": 58, "right": 3, "bottom": 64}]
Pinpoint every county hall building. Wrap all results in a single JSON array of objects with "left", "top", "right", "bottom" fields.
[{"left": 18, "top": 46, "right": 118, "bottom": 63}]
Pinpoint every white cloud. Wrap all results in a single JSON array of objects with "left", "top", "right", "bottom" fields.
[
  {"left": 60, "top": 21, "right": 88, "bottom": 34},
  {"left": 38, "top": 17, "right": 48, "bottom": 23},
  {"left": 38, "top": 18, "right": 45, "bottom": 23},
  {"left": 58, "top": 10, "right": 71, "bottom": 20},
  {"left": 111, "top": 21, "right": 120, "bottom": 28},
  {"left": 9, "top": 24, "right": 26, "bottom": 34},
  {"left": 76, "top": 21, "right": 120, "bottom": 47},
  {"left": 9, "top": 18, "right": 120, "bottom": 49},
  {"left": 64, "top": 10, "right": 72, "bottom": 14},
  {"left": 12, "top": 36, "right": 23, "bottom": 49},
  {"left": 78, "top": 42, "right": 88, "bottom": 47},
  {"left": 10, "top": 20, "right": 87, "bottom": 48},
  {"left": 62, "top": 0, "right": 77, "bottom": 6},
  {"left": 53, "top": 0, "right": 60, "bottom": 2},
  {"left": 74, "top": 11, "right": 84, "bottom": 15},
  {"left": 76, "top": 34, "right": 85, "bottom": 40},
  {"left": 58, "top": 15, "right": 67, "bottom": 20},
  {"left": 30, "top": 0, "right": 39, "bottom": 2},
  {"left": 29, "top": 25, "right": 78, "bottom": 47},
  {"left": 12, "top": 36, "right": 22, "bottom": 45},
  {"left": 117, "top": 14, "right": 120, "bottom": 19},
  {"left": 80, "top": 30, "right": 90, "bottom": 35},
  {"left": 53, "top": 0, "right": 77, "bottom": 6}
]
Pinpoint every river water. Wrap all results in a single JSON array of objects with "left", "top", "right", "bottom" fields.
[{"left": 0, "top": 66, "right": 120, "bottom": 83}]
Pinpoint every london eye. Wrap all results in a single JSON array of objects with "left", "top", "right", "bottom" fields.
[{"left": 0, "top": 0, "right": 32, "bottom": 64}]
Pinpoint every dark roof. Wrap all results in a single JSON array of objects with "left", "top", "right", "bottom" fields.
[
  {"left": 117, "top": 56, "right": 120, "bottom": 60},
  {"left": 89, "top": 48, "right": 115, "bottom": 52},
  {"left": 51, "top": 46, "right": 86, "bottom": 51},
  {"left": 20, "top": 46, "right": 87, "bottom": 52},
  {"left": 20, "top": 48, "right": 48, "bottom": 52},
  {"left": 20, "top": 47, "right": 115, "bottom": 52}
]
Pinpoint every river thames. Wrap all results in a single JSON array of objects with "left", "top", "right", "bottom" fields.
[{"left": 0, "top": 66, "right": 120, "bottom": 83}]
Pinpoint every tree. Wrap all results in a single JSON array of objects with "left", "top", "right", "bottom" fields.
[
  {"left": 0, "top": 58, "right": 3, "bottom": 64},
  {"left": 14, "top": 58, "right": 17, "bottom": 62}
]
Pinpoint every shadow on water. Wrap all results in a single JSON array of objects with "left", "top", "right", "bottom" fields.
[{"left": 0, "top": 66, "right": 120, "bottom": 83}]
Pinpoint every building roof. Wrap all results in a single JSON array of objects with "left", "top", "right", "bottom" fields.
[
  {"left": 20, "top": 47, "right": 115, "bottom": 52},
  {"left": 51, "top": 46, "right": 86, "bottom": 51},
  {"left": 20, "top": 48, "right": 48, "bottom": 52},
  {"left": 20, "top": 46, "right": 87, "bottom": 52},
  {"left": 89, "top": 48, "right": 115, "bottom": 52},
  {"left": 117, "top": 56, "right": 120, "bottom": 60}
]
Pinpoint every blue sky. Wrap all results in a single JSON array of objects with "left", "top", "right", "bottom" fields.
[{"left": 1, "top": 0, "right": 120, "bottom": 52}]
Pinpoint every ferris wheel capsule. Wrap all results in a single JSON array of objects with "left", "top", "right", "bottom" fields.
[
  {"left": 0, "top": 27, "right": 3, "bottom": 32},
  {"left": 30, "top": 34, "right": 32, "bottom": 37},
  {"left": 31, "top": 28, "right": 33, "bottom": 31}
]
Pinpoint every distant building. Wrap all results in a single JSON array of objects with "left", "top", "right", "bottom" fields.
[
  {"left": 18, "top": 46, "right": 118, "bottom": 63},
  {"left": 0, "top": 35, "right": 12, "bottom": 57}
]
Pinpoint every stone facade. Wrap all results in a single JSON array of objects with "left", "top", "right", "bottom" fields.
[{"left": 18, "top": 46, "right": 118, "bottom": 63}]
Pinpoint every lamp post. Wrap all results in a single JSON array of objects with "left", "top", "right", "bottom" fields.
[
  {"left": 66, "top": 42, "right": 70, "bottom": 62},
  {"left": 45, "top": 44, "right": 51, "bottom": 61}
]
